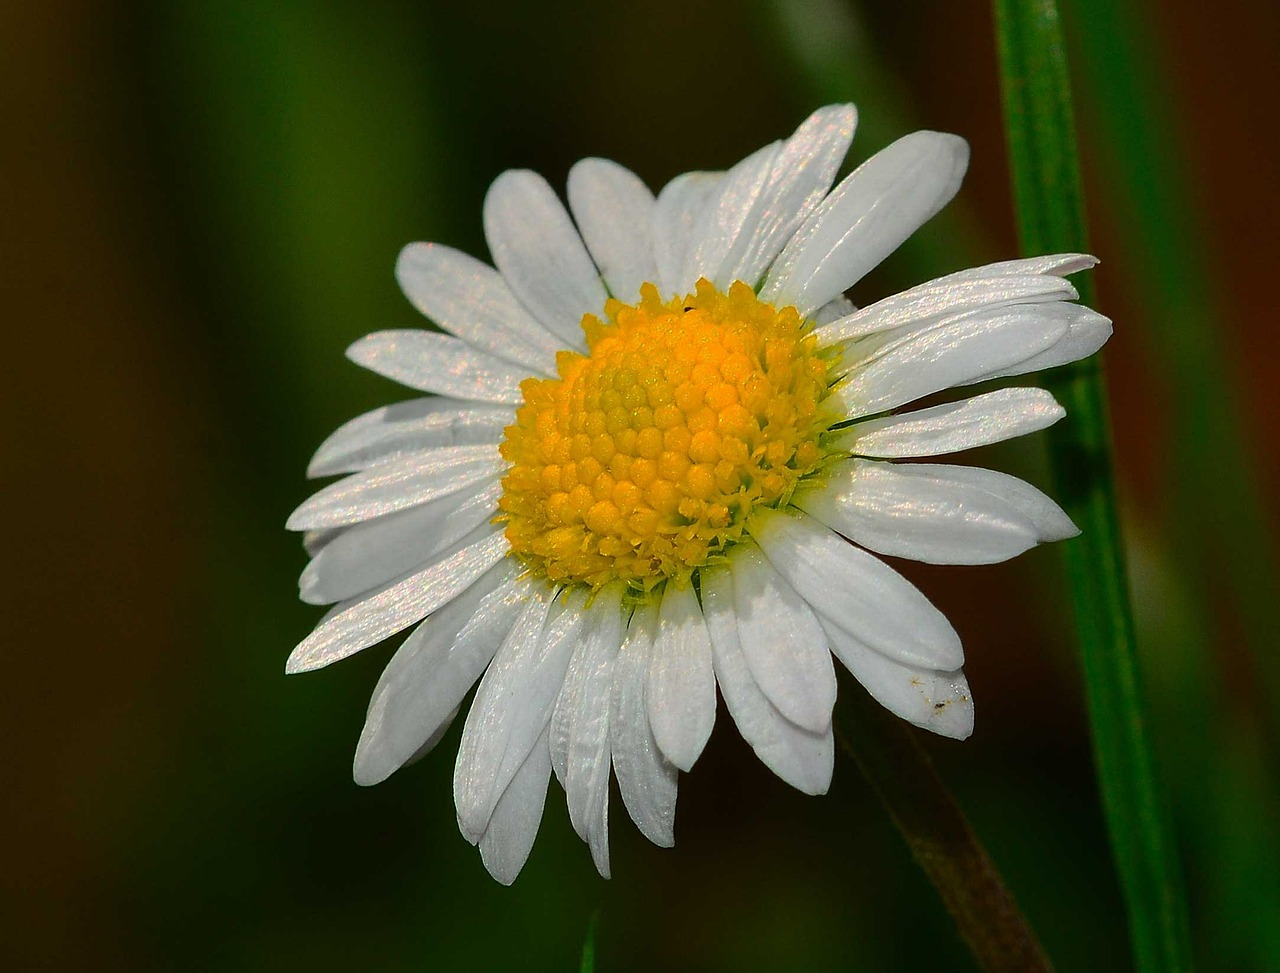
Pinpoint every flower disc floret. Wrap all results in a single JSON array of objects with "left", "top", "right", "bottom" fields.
[{"left": 499, "top": 279, "right": 838, "bottom": 591}]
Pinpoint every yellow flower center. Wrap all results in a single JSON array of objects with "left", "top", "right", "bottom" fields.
[{"left": 498, "top": 279, "right": 839, "bottom": 593}]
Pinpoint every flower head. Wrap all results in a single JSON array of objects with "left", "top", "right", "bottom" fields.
[{"left": 287, "top": 104, "right": 1109, "bottom": 883}]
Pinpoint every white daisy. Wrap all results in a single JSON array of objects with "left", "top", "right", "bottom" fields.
[{"left": 287, "top": 104, "right": 1108, "bottom": 884}]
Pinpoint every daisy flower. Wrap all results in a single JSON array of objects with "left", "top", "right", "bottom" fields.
[{"left": 286, "top": 104, "right": 1109, "bottom": 884}]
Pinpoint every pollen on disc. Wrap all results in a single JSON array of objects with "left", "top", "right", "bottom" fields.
[{"left": 498, "top": 279, "right": 838, "bottom": 592}]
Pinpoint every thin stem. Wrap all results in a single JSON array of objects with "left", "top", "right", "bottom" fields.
[
  {"left": 991, "top": 1, "right": 1193, "bottom": 971},
  {"left": 835, "top": 686, "right": 1054, "bottom": 973},
  {"left": 579, "top": 909, "right": 599, "bottom": 973}
]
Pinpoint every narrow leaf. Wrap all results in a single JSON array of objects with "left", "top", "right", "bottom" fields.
[{"left": 992, "top": 2, "right": 1193, "bottom": 970}]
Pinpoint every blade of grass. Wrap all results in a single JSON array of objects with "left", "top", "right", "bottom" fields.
[
  {"left": 1065, "top": 1, "right": 1280, "bottom": 725},
  {"left": 991, "top": 2, "right": 1192, "bottom": 971},
  {"left": 835, "top": 685, "right": 1054, "bottom": 973},
  {"left": 579, "top": 909, "right": 599, "bottom": 973},
  {"left": 1065, "top": 5, "right": 1280, "bottom": 962}
]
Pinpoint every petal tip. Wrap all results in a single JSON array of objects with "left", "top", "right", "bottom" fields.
[{"left": 284, "top": 647, "right": 316, "bottom": 675}]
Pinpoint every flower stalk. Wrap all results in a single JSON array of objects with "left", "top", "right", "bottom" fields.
[
  {"left": 835, "top": 685, "right": 1054, "bottom": 973},
  {"left": 991, "top": 1, "right": 1192, "bottom": 970}
]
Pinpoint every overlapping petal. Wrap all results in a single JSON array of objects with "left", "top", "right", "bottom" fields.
[
  {"left": 567, "top": 158, "right": 658, "bottom": 304},
  {"left": 306, "top": 398, "right": 513, "bottom": 479},
  {"left": 761, "top": 130, "right": 969, "bottom": 315},
  {"left": 483, "top": 169, "right": 604, "bottom": 350}
]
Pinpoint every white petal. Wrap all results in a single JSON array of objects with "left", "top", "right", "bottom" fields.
[
  {"left": 945, "top": 253, "right": 1097, "bottom": 280},
  {"left": 477, "top": 727, "right": 553, "bottom": 885},
  {"left": 646, "top": 583, "right": 717, "bottom": 771},
  {"left": 888, "top": 464, "right": 1078, "bottom": 542},
  {"left": 352, "top": 561, "right": 523, "bottom": 785},
  {"left": 450, "top": 589, "right": 549, "bottom": 838},
  {"left": 454, "top": 586, "right": 586, "bottom": 840},
  {"left": 816, "top": 273, "right": 1077, "bottom": 345},
  {"left": 548, "top": 649, "right": 586, "bottom": 791},
  {"left": 729, "top": 544, "right": 836, "bottom": 732},
  {"left": 813, "top": 296, "right": 857, "bottom": 327},
  {"left": 556, "top": 584, "right": 625, "bottom": 878},
  {"left": 307, "top": 398, "right": 513, "bottom": 479},
  {"left": 831, "top": 303, "right": 1073, "bottom": 418},
  {"left": 395, "top": 706, "right": 460, "bottom": 772},
  {"left": 982, "top": 307, "right": 1113, "bottom": 378},
  {"left": 713, "top": 105, "right": 858, "bottom": 290},
  {"left": 395, "top": 243, "right": 560, "bottom": 372},
  {"left": 552, "top": 645, "right": 586, "bottom": 788},
  {"left": 820, "top": 618, "right": 973, "bottom": 740},
  {"left": 702, "top": 567, "right": 834, "bottom": 795},
  {"left": 567, "top": 158, "right": 658, "bottom": 304},
  {"left": 842, "top": 387, "right": 1064, "bottom": 458},
  {"left": 302, "top": 527, "right": 343, "bottom": 556},
  {"left": 761, "top": 131, "right": 969, "bottom": 315},
  {"left": 797, "top": 459, "right": 1040, "bottom": 564},
  {"left": 751, "top": 508, "right": 963, "bottom": 670},
  {"left": 683, "top": 141, "right": 782, "bottom": 290},
  {"left": 285, "top": 526, "right": 509, "bottom": 673},
  {"left": 550, "top": 586, "right": 623, "bottom": 819},
  {"left": 299, "top": 479, "right": 501, "bottom": 605},
  {"left": 346, "top": 331, "right": 527, "bottom": 404},
  {"left": 652, "top": 171, "right": 724, "bottom": 298},
  {"left": 610, "top": 605, "right": 678, "bottom": 847},
  {"left": 287, "top": 444, "right": 505, "bottom": 530},
  {"left": 483, "top": 169, "right": 605, "bottom": 351}
]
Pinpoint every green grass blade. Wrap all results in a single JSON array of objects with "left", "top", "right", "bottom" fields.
[
  {"left": 1066, "top": 3, "right": 1280, "bottom": 717},
  {"left": 579, "top": 910, "right": 599, "bottom": 973},
  {"left": 991, "top": 2, "right": 1192, "bottom": 971},
  {"left": 1066, "top": 8, "right": 1280, "bottom": 962}
]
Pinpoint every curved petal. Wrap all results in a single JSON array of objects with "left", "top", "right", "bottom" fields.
[
  {"left": 706, "top": 104, "right": 857, "bottom": 290},
  {"left": 346, "top": 331, "right": 528, "bottom": 404},
  {"left": 652, "top": 171, "right": 724, "bottom": 298},
  {"left": 729, "top": 544, "right": 836, "bottom": 732},
  {"left": 682, "top": 141, "right": 782, "bottom": 290},
  {"left": 610, "top": 604, "right": 678, "bottom": 847},
  {"left": 841, "top": 387, "right": 1064, "bottom": 458},
  {"left": 287, "top": 444, "right": 505, "bottom": 530},
  {"left": 285, "top": 526, "right": 509, "bottom": 673},
  {"left": 830, "top": 303, "right": 1073, "bottom": 418},
  {"left": 813, "top": 295, "right": 857, "bottom": 328},
  {"left": 352, "top": 561, "right": 524, "bottom": 785},
  {"left": 750, "top": 508, "right": 963, "bottom": 671},
  {"left": 302, "top": 527, "right": 343, "bottom": 556},
  {"left": 761, "top": 131, "right": 969, "bottom": 316},
  {"left": 646, "top": 583, "right": 716, "bottom": 772},
  {"left": 702, "top": 566, "right": 834, "bottom": 795},
  {"left": 550, "top": 583, "right": 625, "bottom": 878},
  {"left": 306, "top": 398, "right": 513, "bottom": 479},
  {"left": 395, "top": 242, "right": 560, "bottom": 372},
  {"left": 477, "top": 726, "right": 553, "bottom": 885},
  {"left": 454, "top": 586, "right": 586, "bottom": 841},
  {"left": 567, "top": 158, "right": 658, "bottom": 304},
  {"left": 483, "top": 169, "right": 604, "bottom": 350},
  {"left": 815, "top": 273, "right": 1077, "bottom": 345},
  {"left": 797, "top": 459, "right": 1041, "bottom": 565},
  {"left": 982, "top": 307, "right": 1113, "bottom": 379},
  {"left": 299, "top": 479, "right": 501, "bottom": 605},
  {"left": 888, "top": 464, "right": 1078, "bottom": 542},
  {"left": 820, "top": 618, "right": 974, "bottom": 740},
  {"left": 946, "top": 253, "right": 1097, "bottom": 280}
]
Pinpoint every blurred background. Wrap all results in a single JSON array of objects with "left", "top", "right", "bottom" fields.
[{"left": 5, "top": 0, "right": 1277, "bottom": 969}]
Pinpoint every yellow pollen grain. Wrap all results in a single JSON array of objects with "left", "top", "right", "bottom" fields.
[{"left": 498, "top": 279, "right": 837, "bottom": 591}]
